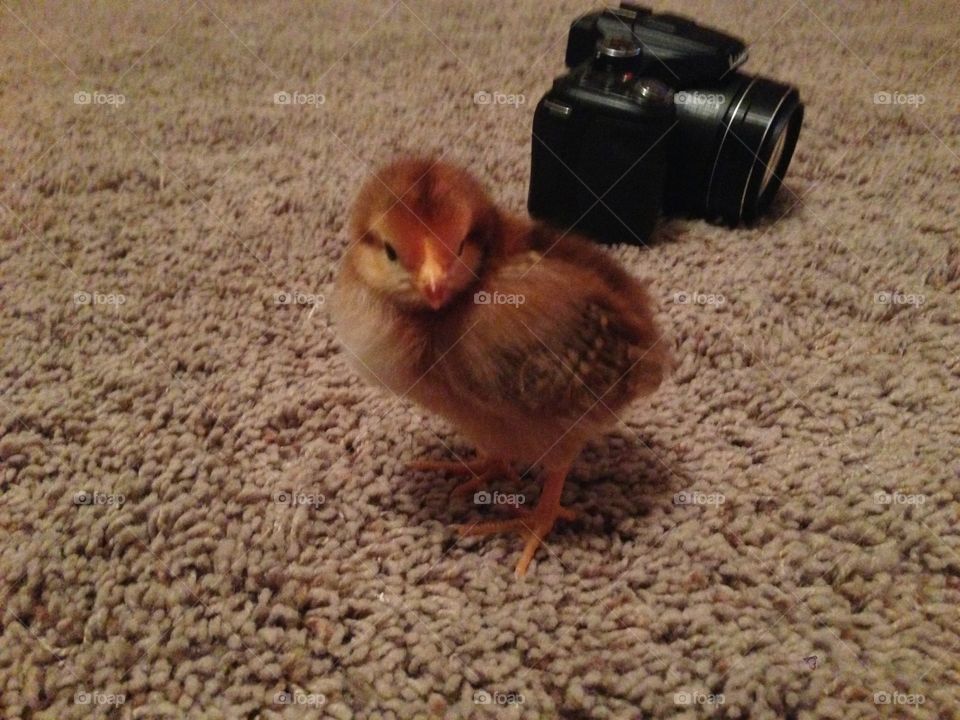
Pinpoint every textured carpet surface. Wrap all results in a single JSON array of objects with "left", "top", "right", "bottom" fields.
[{"left": 2, "top": 1, "right": 958, "bottom": 718}]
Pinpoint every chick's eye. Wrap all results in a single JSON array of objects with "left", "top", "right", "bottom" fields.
[
  {"left": 383, "top": 242, "right": 398, "bottom": 262},
  {"left": 459, "top": 228, "right": 480, "bottom": 256}
]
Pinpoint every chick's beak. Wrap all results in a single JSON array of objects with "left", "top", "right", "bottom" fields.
[
  {"left": 417, "top": 249, "right": 451, "bottom": 309},
  {"left": 421, "top": 280, "right": 449, "bottom": 309},
  {"left": 419, "top": 270, "right": 450, "bottom": 309}
]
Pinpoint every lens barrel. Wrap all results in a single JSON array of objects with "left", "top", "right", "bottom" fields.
[{"left": 664, "top": 73, "right": 804, "bottom": 224}]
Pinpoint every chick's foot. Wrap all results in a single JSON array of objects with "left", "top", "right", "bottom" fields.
[{"left": 456, "top": 470, "right": 575, "bottom": 577}]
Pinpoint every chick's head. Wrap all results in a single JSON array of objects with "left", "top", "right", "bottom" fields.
[{"left": 348, "top": 158, "right": 497, "bottom": 310}]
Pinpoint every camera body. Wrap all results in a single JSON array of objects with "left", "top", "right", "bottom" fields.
[{"left": 529, "top": 3, "right": 804, "bottom": 244}]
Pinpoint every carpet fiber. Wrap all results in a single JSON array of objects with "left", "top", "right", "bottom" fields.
[{"left": 1, "top": 1, "right": 958, "bottom": 718}]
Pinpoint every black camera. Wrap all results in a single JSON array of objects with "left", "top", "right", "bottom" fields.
[{"left": 528, "top": 3, "right": 804, "bottom": 244}]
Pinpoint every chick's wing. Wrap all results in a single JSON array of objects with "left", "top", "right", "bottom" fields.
[{"left": 442, "top": 244, "right": 668, "bottom": 422}]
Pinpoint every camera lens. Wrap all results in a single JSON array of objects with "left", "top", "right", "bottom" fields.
[
  {"left": 665, "top": 74, "right": 803, "bottom": 224},
  {"left": 719, "top": 77, "right": 803, "bottom": 222},
  {"left": 760, "top": 122, "right": 789, "bottom": 196}
]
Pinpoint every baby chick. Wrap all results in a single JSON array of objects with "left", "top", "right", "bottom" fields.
[{"left": 333, "top": 158, "right": 670, "bottom": 577}]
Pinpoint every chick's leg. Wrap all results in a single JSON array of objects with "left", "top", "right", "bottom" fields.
[
  {"left": 457, "top": 466, "right": 576, "bottom": 577},
  {"left": 409, "top": 455, "right": 518, "bottom": 499}
]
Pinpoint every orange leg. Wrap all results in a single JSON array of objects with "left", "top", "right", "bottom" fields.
[
  {"left": 409, "top": 455, "right": 518, "bottom": 499},
  {"left": 456, "top": 466, "right": 576, "bottom": 577}
]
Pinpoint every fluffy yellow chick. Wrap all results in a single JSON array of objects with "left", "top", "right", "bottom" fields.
[{"left": 332, "top": 158, "right": 670, "bottom": 576}]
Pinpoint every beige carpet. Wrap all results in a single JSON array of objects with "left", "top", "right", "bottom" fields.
[{"left": 2, "top": 1, "right": 958, "bottom": 717}]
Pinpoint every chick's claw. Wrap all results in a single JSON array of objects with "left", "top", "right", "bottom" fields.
[{"left": 409, "top": 456, "right": 519, "bottom": 499}]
